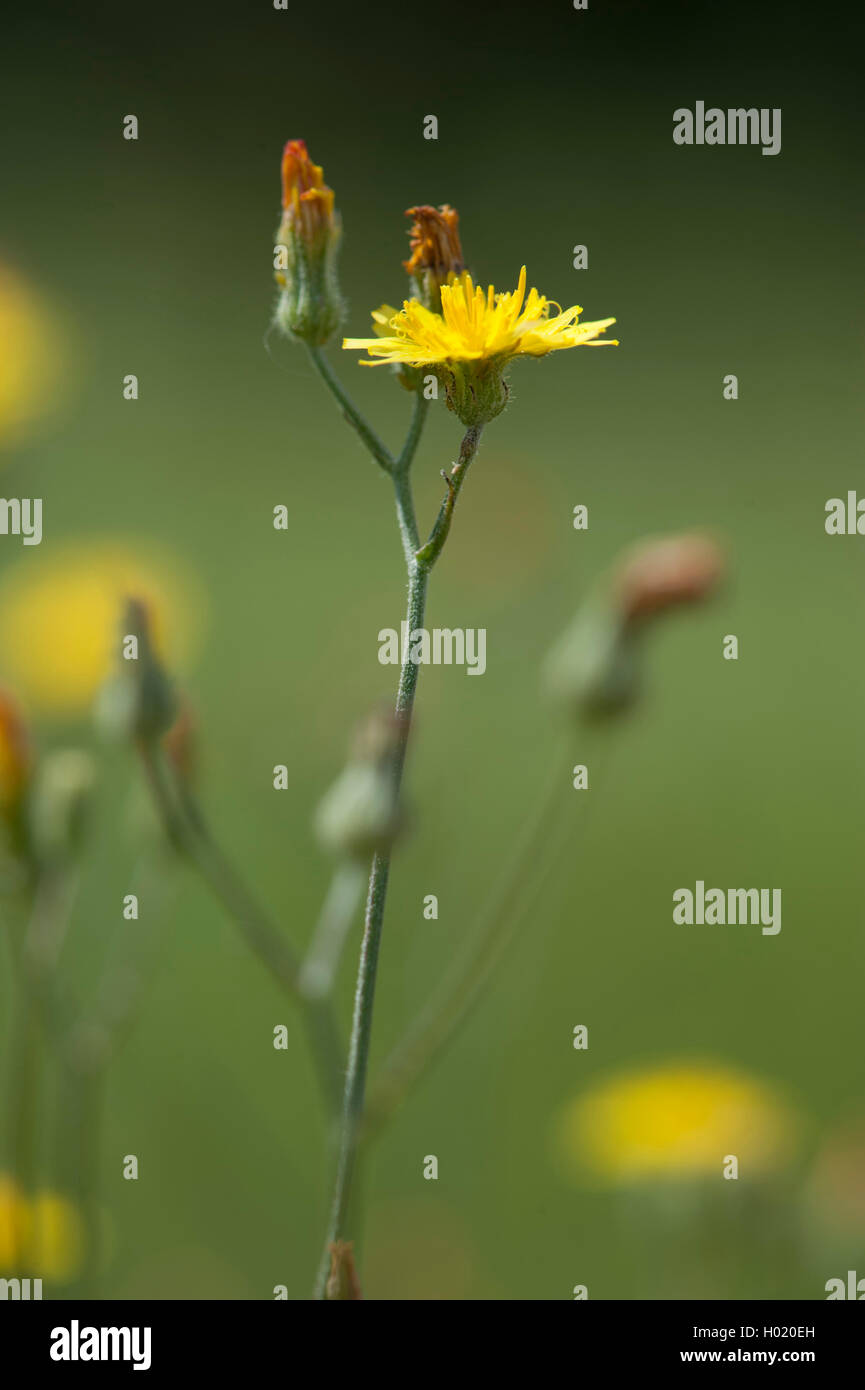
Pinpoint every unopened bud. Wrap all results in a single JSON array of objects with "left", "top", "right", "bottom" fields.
[
  {"left": 274, "top": 140, "right": 343, "bottom": 345},
  {"left": 615, "top": 534, "right": 725, "bottom": 624},
  {"left": 315, "top": 706, "right": 405, "bottom": 860},
  {"left": 29, "top": 749, "right": 96, "bottom": 861},
  {"left": 95, "top": 597, "right": 176, "bottom": 743},
  {"left": 403, "top": 204, "right": 464, "bottom": 312},
  {"left": 544, "top": 600, "right": 639, "bottom": 721},
  {"left": 544, "top": 533, "right": 725, "bottom": 721}
]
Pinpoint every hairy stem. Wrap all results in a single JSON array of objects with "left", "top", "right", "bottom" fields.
[{"left": 313, "top": 424, "right": 483, "bottom": 1298}]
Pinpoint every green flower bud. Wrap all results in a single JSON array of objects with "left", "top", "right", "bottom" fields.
[
  {"left": 544, "top": 534, "right": 725, "bottom": 721},
  {"left": 544, "top": 600, "right": 641, "bottom": 721},
  {"left": 273, "top": 140, "right": 343, "bottom": 346},
  {"left": 314, "top": 708, "right": 405, "bottom": 861},
  {"left": 95, "top": 597, "right": 176, "bottom": 744},
  {"left": 29, "top": 749, "right": 96, "bottom": 861}
]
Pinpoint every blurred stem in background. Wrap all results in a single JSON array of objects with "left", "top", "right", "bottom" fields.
[
  {"left": 364, "top": 732, "right": 586, "bottom": 1136},
  {"left": 298, "top": 862, "right": 366, "bottom": 1001},
  {"left": 137, "top": 737, "right": 346, "bottom": 1114}
]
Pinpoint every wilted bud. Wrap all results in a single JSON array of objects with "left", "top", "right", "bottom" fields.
[
  {"left": 274, "top": 139, "right": 343, "bottom": 345},
  {"left": 95, "top": 597, "right": 177, "bottom": 743},
  {"left": 0, "top": 686, "right": 31, "bottom": 818},
  {"left": 544, "top": 533, "right": 725, "bottom": 721},
  {"left": 404, "top": 204, "right": 464, "bottom": 312},
  {"left": 326, "top": 1240, "right": 363, "bottom": 1300},
  {"left": 615, "top": 534, "right": 725, "bottom": 625},
  {"left": 315, "top": 706, "right": 405, "bottom": 860},
  {"left": 29, "top": 749, "right": 96, "bottom": 861}
]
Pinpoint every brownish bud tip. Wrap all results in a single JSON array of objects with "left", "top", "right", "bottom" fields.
[
  {"left": 615, "top": 534, "right": 725, "bottom": 623},
  {"left": 403, "top": 204, "right": 464, "bottom": 283},
  {"left": 326, "top": 1240, "right": 363, "bottom": 1300},
  {"left": 280, "top": 139, "right": 336, "bottom": 241}
]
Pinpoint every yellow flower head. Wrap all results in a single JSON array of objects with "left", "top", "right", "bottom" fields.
[
  {"left": 343, "top": 266, "right": 617, "bottom": 368},
  {"left": 555, "top": 1061, "right": 797, "bottom": 1184},
  {"left": 344, "top": 268, "right": 616, "bottom": 425},
  {"left": 0, "top": 543, "right": 202, "bottom": 716}
]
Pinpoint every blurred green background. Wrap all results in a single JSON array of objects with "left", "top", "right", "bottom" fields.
[{"left": 1, "top": 0, "right": 864, "bottom": 1298}]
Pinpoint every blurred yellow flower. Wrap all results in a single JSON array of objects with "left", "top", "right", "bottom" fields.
[
  {"left": 0, "top": 1175, "right": 26, "bottom": 1266},
  {"left": 29, "top": 1192, "right": 84, "bottom": 1282},
  {"left": 0, "top": 1175, "right": 83, "bottom": 1281},
  {"left": 0, "top": 264, "right": 62, "bottom": 447},
  {"left": 556, "top": 1061, "right": 796, "bottom": 1183},
  {"left": 0, "top": 543, "right": 203, "bottom": 715}
]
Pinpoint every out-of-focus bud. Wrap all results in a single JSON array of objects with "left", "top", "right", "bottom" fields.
[
  {"left": 403, "top": 204, "right": 464, "bottom": 312},
  {"left": 0, "top": 686, "right": 31, "bottom": 818},
  {"left": 273, "top": 140, "right": 343, "bottom": 346},
  {"left": 95, "top": 597, "right": 177, "bottom": 743},
  {"left": 544, "top": 598, "right": 640, "bottom": 721},
  {"left": 29, "top": 749, "right": 96, "bottom": 862},
  {"left": 163, "top": 699, "right": 197, "bottom": 786},
  {"left": 326, "top": 1240, "right": 363, "bottom": 1300},
  {"left": 615, "top": 534, "right": 725, "bottom": 625},
  {"left": 544, "top": 533, "right": 725, "bottom": 721},
  {"left": 314, "top": 706, "right": 406, "bottom": 860}
]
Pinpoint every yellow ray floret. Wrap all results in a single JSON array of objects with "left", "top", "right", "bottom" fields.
[{"left": 343, "top": 267, "right": 617, "bottom": 367}]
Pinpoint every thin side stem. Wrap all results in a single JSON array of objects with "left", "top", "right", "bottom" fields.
[
  {"left": 396, "top": 390, "right": 429, "bottom": 473},
  {"left": 306, "top": 346, "right": 395, "bottom": 475},
  {"left": 393, "top": 469, "right": 420, "bottom": 567},
  {"left": 415, "top": 425, "right": 481, "bottom": 566}
]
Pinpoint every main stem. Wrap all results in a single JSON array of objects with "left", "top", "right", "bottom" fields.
[
  {"left": 313, "top": 554, "right": 429, "bottom": 1297},
  {"left": 312, "top": 418, "right": 482, "bottom": 1297}
]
